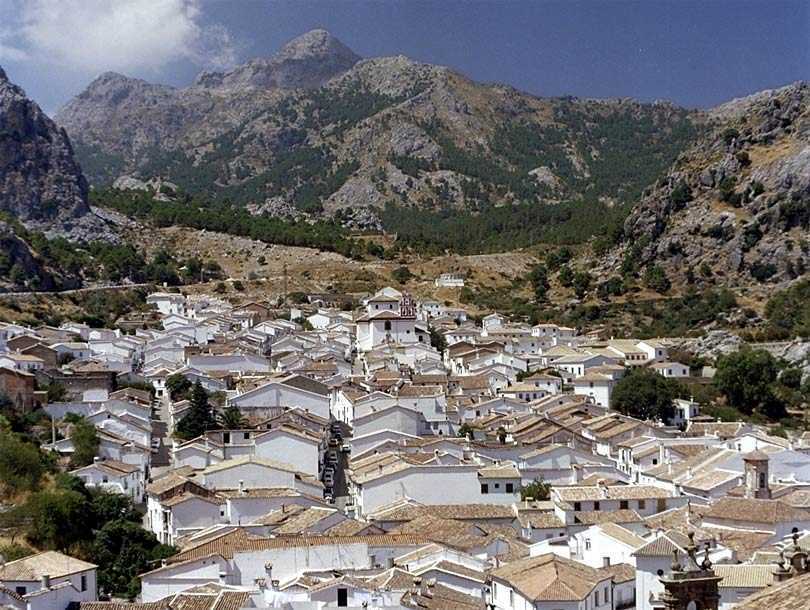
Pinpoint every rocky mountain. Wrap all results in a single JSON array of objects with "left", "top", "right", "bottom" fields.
[
  {"left": 599, "top": 81, "right": 810, "bottom": 288},
  {"left": 0, "top": 65, "right": 113, "bottom": 241},
  {"left": 192, "top": 28, "right": 360, "bottom": 91},
  {"left": 56, "top": 30, "right": 700, "bottom": 228}
]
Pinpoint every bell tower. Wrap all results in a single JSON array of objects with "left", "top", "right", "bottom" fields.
[
  {"left": 743, "top": 450, "right": 771, "bottom": 499},
  {"left": 659, "top": 533, "right": 722, "bottom": 610}
]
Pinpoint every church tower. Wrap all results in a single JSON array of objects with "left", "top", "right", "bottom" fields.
[
  {"left": 743, "top": 450, "right": 771, "bottom": 499},
  {"left": 659, "top": 532, "right": 722, "bottom": 610}
]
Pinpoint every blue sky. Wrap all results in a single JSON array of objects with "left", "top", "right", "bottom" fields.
[{"left": 1, "top": 0, "right": 807, "bottom": 114}]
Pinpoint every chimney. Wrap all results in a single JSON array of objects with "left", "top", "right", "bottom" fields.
[
  {"left": 40, "top": 574, "right": 50, "bottom": 590},
  {"left": 264, "top": 562, "right": 273, "bottom": 582},
  {"left": 597, "top": 479, "right": 608, "bottom": 497},
  {"left": 93, "top": 456, "right": 100, "bottom": 464}
]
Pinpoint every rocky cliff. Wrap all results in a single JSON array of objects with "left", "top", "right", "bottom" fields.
[
  {"left": 56, "top": 30, "right": 699, "bottom": 227},
  {"left": 0, "top": 66, "right": 113, "bottom": 240},
  {"left": 599, "top": 81, "right": 810, "bottom": 288}
]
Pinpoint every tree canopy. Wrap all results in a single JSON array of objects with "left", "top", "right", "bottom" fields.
[
  {"left": 175, "top": 381, "right": 218, "bottom": 440},
  {"left": 69, "top": 418, "right": 100, "bottom": 468},
  {"left": 714, "top": 349, "right": 786, "bottom": 419},
  {"left": 611, "top": 368, "right": 681, "bottom": 423}
]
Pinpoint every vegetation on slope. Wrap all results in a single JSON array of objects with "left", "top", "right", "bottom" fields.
[{"left": 92, "top": 189, "right": 371, "bottom": 259}]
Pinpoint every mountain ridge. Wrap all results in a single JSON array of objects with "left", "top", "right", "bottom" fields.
[{"left": 56, "top": 29, "right": 701, "bottom": 236}]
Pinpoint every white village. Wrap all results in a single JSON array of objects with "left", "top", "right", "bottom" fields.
[{"left": 1, "top": 286, "right": 808, "bottom": 610}]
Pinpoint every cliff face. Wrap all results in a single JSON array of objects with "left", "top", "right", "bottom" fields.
[
  {"left": 599, "top": 82, "right": 810, "bottom": 288},
  {"left": 0, "top": 66, "right": 113, "bottom": 241}
]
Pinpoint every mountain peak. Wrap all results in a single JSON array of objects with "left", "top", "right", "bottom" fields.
[
  {"left": 0, "top": 65, "right": 7, "bottom": 83},
  {"left": 194, "top": 29, "right": 360, "bottom": 91},
  {"left": 276, "top": 29, "right": 359, "bottom": 63}
]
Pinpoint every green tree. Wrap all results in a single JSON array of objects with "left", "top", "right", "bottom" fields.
[
  {"left": 90, "top": 489, "right": 142, "bottom": 524},
  {"left": 765, "top": 279, "right": 810, "bottom": 337},
  {"left": 175, "top": 381, "right": 218, "bottom": 440},
  {"left": 558, "top": 265, "right": 574, "bottom": 287},
  {"left": 0, "top": 543, "right": 32, "bottom": 561},
  {"left": 612, "top": 369, "right": 680, "bottom": 422},
  {"left": 457, "top": 423, "right": 474, "bottom": 439},
  {"left": 0, "top": 431, "right": 47, "bottom": 496},
  {"left": 714, "top": 349, "right": 782, "bottom": 416},
  {"left": 217, "top": 407, "right": 247, "bottom": 429},
  {"left": 165, "top": 373, "right": 192, "bottom": 401},
  {"left": 780, "top": 367, "right": 803, "bottom": 390},
  {"left": 644, "top": 265, "right": 671, "bottom": 293},
  {"left": 92, "top": 519, "right": 175, "bottom": 599},
  {"left": 45, "top": 383, "right": 67, "bottom": 403},
  {"left": 572, "top": 270, "right": 592, "bottom": 298},
  {"left": 520, "top": 478, "right": 551, "bottom": 501},
  {"left": 528, "top": 264, "right": 549, "bottom": 302},
  {"left": 429, "top": 327, "right": 447, "bottom": 352},
  {"left": 70, "top": 418, "right": 100, "bottom": 468},
  {"left": 25, "top": 488, "right": 94, "bottom": 551},
  {"left": 392, "top": 266, "right": 414, "bottom": 284}
]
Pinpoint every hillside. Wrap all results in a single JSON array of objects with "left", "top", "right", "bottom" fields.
[
  {"left": 56, "top": 30, "right": 700, "bottom": 242},
  {"left": 597, "top": 81, "right": 810, "bottom": 290}
]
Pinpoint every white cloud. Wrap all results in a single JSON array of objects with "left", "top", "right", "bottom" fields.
[{"left": 0, "top": 0, "right": 236, "bottom": 73}]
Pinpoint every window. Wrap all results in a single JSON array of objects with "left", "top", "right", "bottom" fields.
[
  {"left": 384, "top": 321, "right": 392, "bottom": 331},
  {"left": 337, "top": 587, "right": 348, "bottom": 607},
  {"left": 585, "top": 538, "right": 591, "bottom": 550},
  {"left": 602, "top": 557, "right": 611, "bottom": 567},
  {"left": 638, "top": 499, "right": 646, "bottom": 510},
  {"left": 15, "top": 587, "right": 26, "bottom": 596},
  {"left": 759, "top": 472, "right": 766, "bottom": 488},
  {"left": 81, "top": 574, "right": 87, "bottom": 592},
  {"left": 244, "top": 432, "right": 250, "bottom": 440},
  {"left": 223, "top": 432, "right": 231, "bottom": 444},
  {"left": 481, "top": 483, "right": 489, "bottom": 494},
  {"left": 593, "top": 501, "right": 600, "bottom": 511},
  {"left": 620, "top": 500, "right": 628, "bottom": 509},
  {"left": 495, "top": 483, "right": 500, "bottom": 489},
  {"left": 506, "top": 483, "right": 514, "bottom": 493},
  {"left": 509, "top": 589, "right": 514, "bottom": 607},
  {"left": 574, "top": 501, "right": 581, "bottom": 511}
]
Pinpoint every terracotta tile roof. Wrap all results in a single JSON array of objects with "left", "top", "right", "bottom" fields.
[
  {"left": 400, "top": 581, "right": 485, "bottom": 610},
  {"left": 364, "top": 567, "right": 415, "bottom": 591},
  {"left": 632, "top": 531, "right": 692, "bottom": 557},
  {"left": 556, "top": 485, "right": 675, "bottom": 501},
  {"left": 599, "top": 562, "right": 635, "bottom": 584},
  {"left": 597, "top": 523, "right": 647, "bottom": 548},
  {"left": 713, "top": 564, "right": 777, "bottom": 588},
  {"left": 368, "top": 503, "right": 514, "bottom": 522},
  {"left": 415, "top": 560, "right": 486, "bottom": 582},
  {"left": 702, "top": 498, "right": 810, "bottom": 525},
  {"left": 574, "top": 509, "right": 643, "bottom": 526},
  {"left": 488, "top": 553, "right": 609, "bottom": 601},
  {"left": 733, "top": 572, "right": 810, "bottom": 610},
  {"left": 171, "top": 529, "right": 428, "bottom": 562},
  {"left": 0, "top": 551, "right": 96, "bottom": 581}
]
